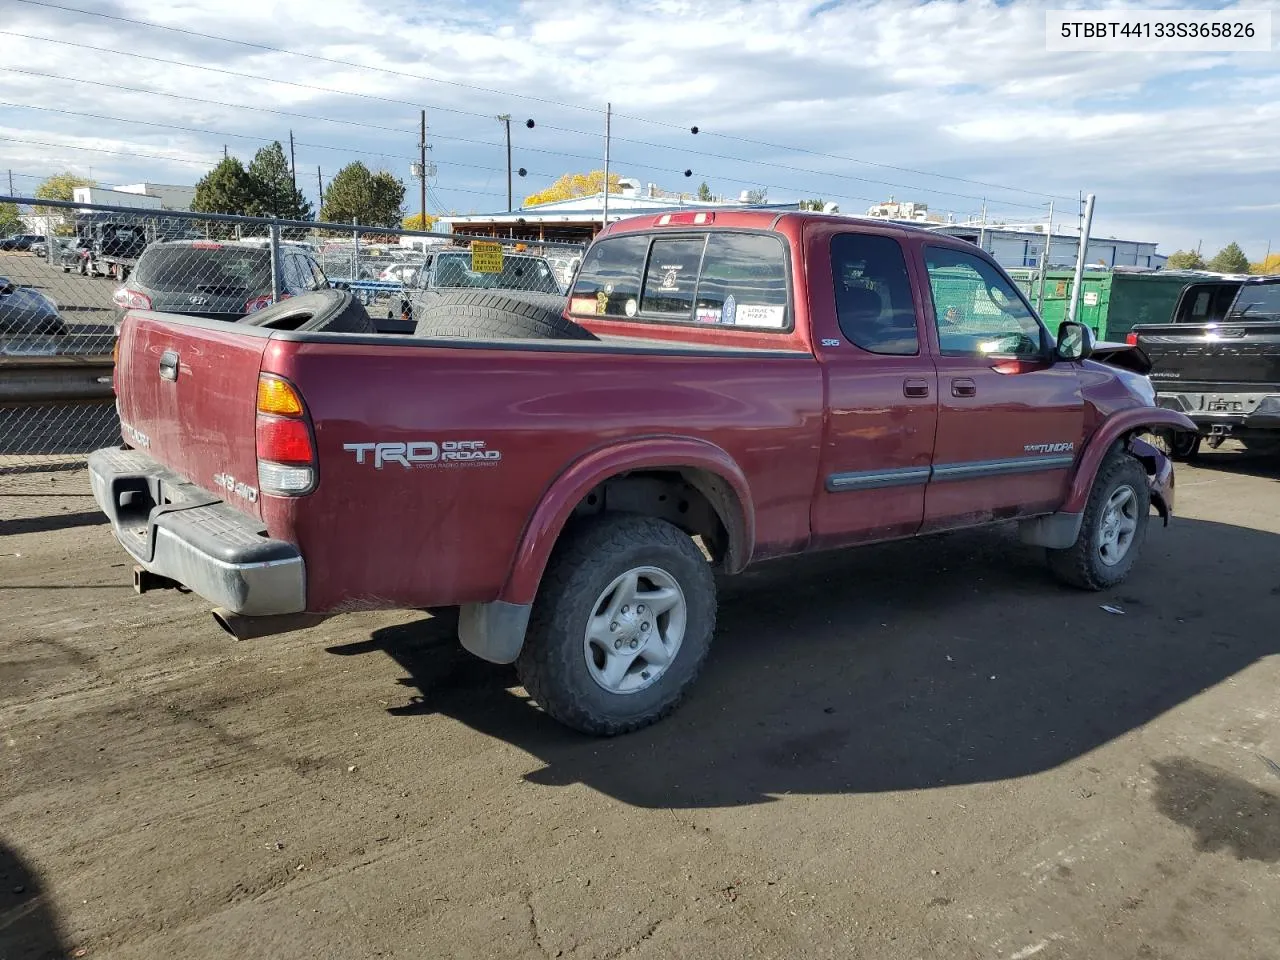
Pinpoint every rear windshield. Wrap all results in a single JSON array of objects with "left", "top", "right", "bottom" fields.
[
  {"left": 430, "top": 252, "right": 560, "bottom": 293},
  {"left": 134, "top": 245, "right": 272, "bottom": 294},
  {"left": 569, "top": 231, "right": 790, "bottom": 329},
  {"left": 1230, "top": 283, "right": 1280, "bottom": 318}
]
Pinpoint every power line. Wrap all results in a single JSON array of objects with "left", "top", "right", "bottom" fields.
[
  {"left": 1, "top": 7, "right": 1073, "bottom": 205},
  {"left": 0, "top": 49, "right": 1051, "bottom": 212},
  {"left": 0, "top": 67, "right": 411, "bottom": 135}
]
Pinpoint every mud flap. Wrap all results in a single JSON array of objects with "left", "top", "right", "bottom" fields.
[{"left": 458, "top": 600, "right": 532, "bottom": 664}]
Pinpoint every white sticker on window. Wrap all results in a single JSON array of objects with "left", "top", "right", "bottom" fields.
[
  {"left": 624, "top": 298, "right": 638, "bottom": 317},
  {"left": 695, "top": 307, "right": 721, "bottom": 324},
  {"left": 734, "top": 304, "right": 786, "bottom": 328}
]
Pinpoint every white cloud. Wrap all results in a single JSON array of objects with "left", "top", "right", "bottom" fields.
[{"left": 0, "top": 0, "right": 1275, "bottom": 255}]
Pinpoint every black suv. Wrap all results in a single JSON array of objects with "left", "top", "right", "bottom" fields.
[
  {"left": 112, "top": 239, "right": 330, "bottom": 324},
  {"left": 0, "top": 234, "right": 45, "bottom": 251}
]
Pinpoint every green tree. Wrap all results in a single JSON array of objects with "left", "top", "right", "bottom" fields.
[
  {"left": 798, "top": 198, "right": 829, "bottom": 212},
  {"left": 245, "top": 141, "right": 312, "bottom": 221},
  {"left": 696, "top": 181, "right": 713, "bottom": 202},
  {"left": 320, "top": 162, "right": 405, "bottom": 228},
  {"left": 1166, "top": 249, "right": 1206, "bottom": 270},
  {"left": 192, "top": 157, "right": 256, "bottom": 214},
  {"left": 1207, "top": 241, "right": 1250, "bottom": 274},
  {"left": 34, "top": 171, "right": 96, "bottom": 235},
  {"left": 0, "top": 201, "right": 22, "bottom": 236}
]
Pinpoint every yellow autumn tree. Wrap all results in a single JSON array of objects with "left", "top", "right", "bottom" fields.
[
  {"left": 523, "top": 171, "right": 624, "bottom": 207},
  {"left": 402, "top": 213, "right": 438, "bottom": 231},
  {"left": 1250, "top": 253, "right": 1280, "bottom": 275}
]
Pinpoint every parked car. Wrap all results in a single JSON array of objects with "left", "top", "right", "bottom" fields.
[
  {"left": 546, "top": 254, "right": 583, "bottom": 292},
  {"left": 111, "top": 239, "right": 337, "bottom": 325},
  {"left": 59, "top": 236, "right": 92, "bottom": 274},
  {"left": 1130, "top": 276, "right": 1280, "bottom": 457},
  {"left": 0, "top": 234, "right": 45, "bottom": 252},
  {"left": 0, "top": 277, "right": 65, "bottom": 334},
  {"left": 377, "top": 262, "right": 423, "bottom": 285},
  {"left": 91, "top": 211, "right": 1196, "bottom": 736},
  {"left": 401, "top": 248, "right": 563, "bottom": 320}
]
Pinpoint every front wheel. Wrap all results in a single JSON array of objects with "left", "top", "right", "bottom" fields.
[
  {"left": 516, "top": 515, "right": 716, "bottom": 736},
  {"left": 1047, "top": 453, "right": 1151, "bottom": 590}
]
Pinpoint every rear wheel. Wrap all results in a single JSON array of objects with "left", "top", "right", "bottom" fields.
[
  {"left": 1047, "top": 453, "right": 1151, "bottom": 590},
  {"left": 516, "top": 515, "right": 715, "bottom": 736}
]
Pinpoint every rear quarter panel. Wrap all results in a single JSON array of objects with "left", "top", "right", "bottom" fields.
[{"left": 259, "top": 336, "right": 824, "bottom": 613}]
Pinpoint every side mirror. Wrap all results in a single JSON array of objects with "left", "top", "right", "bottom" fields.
[{"left": 1056, "top": 320, "right": 1095, "bottom": 361}]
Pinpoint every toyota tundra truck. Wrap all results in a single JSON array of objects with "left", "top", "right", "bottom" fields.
[{"left": 90, "top": 211, "right": 1196, "bottom": 736}]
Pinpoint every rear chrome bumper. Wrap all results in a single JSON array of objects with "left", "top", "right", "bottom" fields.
[
  {"left": 88, "top": 447, "right": 305, "bottom": 616},
  {"left": 1157, "top": 391, "right": 1280, "bottom": 433}
]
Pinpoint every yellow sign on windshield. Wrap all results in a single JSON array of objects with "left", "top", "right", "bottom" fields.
[{"left": 470, "top": 241, "right": 504, "bottom": 274}]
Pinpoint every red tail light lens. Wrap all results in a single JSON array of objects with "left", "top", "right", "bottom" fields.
[
  {"left": 256, "top": 416, "right": 314, "bottom": 464},
  {"left": 1125, "top": 332, "right": 1139, "bottom": 345},
  {"left": 255, "top": 373, "right": 316, "bottom": 495},
  {"left": 113, "top": 288, "right": 152, "bottom": 310}
]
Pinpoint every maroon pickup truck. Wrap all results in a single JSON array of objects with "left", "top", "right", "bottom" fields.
[{"left": 91, "top": 211, "right": 1196, "bottom": 735}]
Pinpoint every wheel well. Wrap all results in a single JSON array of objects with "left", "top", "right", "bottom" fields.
[{"left": 568, "top": 468, "right": 747, "bottom": 571}]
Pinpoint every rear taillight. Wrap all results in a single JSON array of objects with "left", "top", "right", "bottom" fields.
[
  {"left": 256, "top": 373, "right": 316, "bottom": 495},
  {"left": 113, "top": 288, "right": 151, "bottom": 310},
  {"left": 1125, "top": 332, "right": 1139, "bottom": 345}
]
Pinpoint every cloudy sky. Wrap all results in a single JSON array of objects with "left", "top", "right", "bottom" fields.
[{"left": 0, "top": 0, "right": 1275, "bottom": 258}]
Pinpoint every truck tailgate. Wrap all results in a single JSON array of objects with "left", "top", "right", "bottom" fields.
[
  {"left": 115, "top": 312, "right": 268, "bottom": 519},
  {"left": 1140, "top": 321, "right": 1280, "bottom": 389}
]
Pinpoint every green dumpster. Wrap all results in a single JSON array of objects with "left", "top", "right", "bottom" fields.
[{"left": 1008, "top": 269, "right": 1201, "bottom": 340}]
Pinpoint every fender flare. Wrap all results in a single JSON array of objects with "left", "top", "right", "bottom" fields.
[
  {"left": 498, "top": 436, "right": 755, "bottom": 607},
  {"left": 1062, "top": 407, "right": 1197, "bottom": 513}
]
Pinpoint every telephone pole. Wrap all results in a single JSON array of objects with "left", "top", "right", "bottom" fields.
[
  {"left": 288, "top": 130, "right": 297, "bottom": 196},
  {"left": 497, "top": 115, "right": 513, "bottom": 212},
  {"left": 6, "top": 169, "right": 12, "bottom": 194},
  {"left": 316, "top": 166, "right": 323, "bottom": 211},
  {"left": 418, "top": 109, "right": 427, "bottom": 229},
  {"left": 601, "top": 102, "right": 612, "bottom": 228}
]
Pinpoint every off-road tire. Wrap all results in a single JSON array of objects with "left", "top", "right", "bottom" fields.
[
  {"left": 516, "top": 515, "right": 716, "bottom": 736},
  {"left": 236, "top": 289, "right": 376, "bottom": 333},
  {"left": 413, "top": 290, "right": 593, "bottom": 341},
  {"left": 1047, "top": 452, "right": 1151, "bottom": 590}
]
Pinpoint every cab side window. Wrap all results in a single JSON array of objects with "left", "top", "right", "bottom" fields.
[
  {"left": 924, "top": 246, "right": 1046, "bottom": 358},
  {"left": 830, "top": 233, "right": 918, "bottom": 355}
]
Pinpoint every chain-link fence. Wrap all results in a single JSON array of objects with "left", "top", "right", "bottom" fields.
[{"left": 0, "top": 195, "right": 586, "bottom": 480}]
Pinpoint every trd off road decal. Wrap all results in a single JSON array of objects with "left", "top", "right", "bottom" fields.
[{"left": 343, "top": 440, "right": 502, "bottom": 470}]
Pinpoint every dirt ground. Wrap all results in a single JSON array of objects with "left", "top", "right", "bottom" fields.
[{"left": 1, "top": 448, "right": 1277, "bottom": 960}]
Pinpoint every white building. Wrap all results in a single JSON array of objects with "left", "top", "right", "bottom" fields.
[
  {"left": 72, "top": 182, "right": 195, "bottom": 212},
  {"left": 934, "top": 224, "right": 1163, "bottom": 270}
]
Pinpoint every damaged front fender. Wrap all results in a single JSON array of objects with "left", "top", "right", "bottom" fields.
[{"left": 1127, "top": 434, "right": 1174, "bottom": 525}]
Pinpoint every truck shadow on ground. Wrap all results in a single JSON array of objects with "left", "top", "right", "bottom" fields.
[
  {"left": 0, "top": 841, "right": 69, "bottom": 960},
  {"left": 330, "top": 516, "right": 1280, "bottom": 809}
]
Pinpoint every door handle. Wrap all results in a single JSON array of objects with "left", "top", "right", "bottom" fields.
[
  {"left": 952, "top": 377, "right": 976, "bottom": 398},
  {"left": 159, "top": 350, "right": 179, "bottom": 382},
  {"left": 903, "top": 378, "right": 930, "bottom": 398}
]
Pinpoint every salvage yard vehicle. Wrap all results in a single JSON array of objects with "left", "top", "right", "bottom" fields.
[
  {"left": 110, "top": 238, "right": 369, "bottom": 331},
  {"left": 0, "top": 276, "right": 66, "bottom": 335},
  {"left": 1130, "top": 276, "right": 1280, "bottom": 458},
  {"left": 91, "top": 211, "right": 1196, "bottom": 736},
  {"left": 400, "top": 247, "right": 565, "bottom": 325}
]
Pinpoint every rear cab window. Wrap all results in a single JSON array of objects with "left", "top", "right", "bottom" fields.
[{"left": 569, "top": 231, "right": 790, "bottom": 330}]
